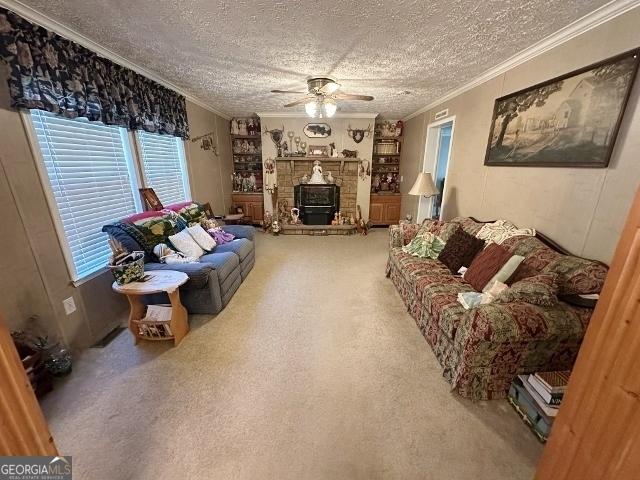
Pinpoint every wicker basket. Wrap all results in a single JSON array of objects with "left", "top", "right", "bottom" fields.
[{"left": 109, "top": 251, "right": 145, "bottom": 285}]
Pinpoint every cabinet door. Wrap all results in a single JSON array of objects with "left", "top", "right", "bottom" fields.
[
  {"left": 385, "top": 203, "right": 401, "bottom": 224},
  {"left": 249, "top": 202, "right": 263, "bottom": 222},
  {"left": 369, "top": 203, "right": 384, "bottom": 223}
]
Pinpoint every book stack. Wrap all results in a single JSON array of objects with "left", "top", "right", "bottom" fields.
[{"left": 508, "top": 370, "right": 570, "bottom": 442}]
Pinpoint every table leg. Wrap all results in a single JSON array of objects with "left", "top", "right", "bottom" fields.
[
  {"left": 126, "top": 295, "right": 146, "bottom": 345},
  {"left": 168, "top": 289, "right": 189, "bottom": 346}
]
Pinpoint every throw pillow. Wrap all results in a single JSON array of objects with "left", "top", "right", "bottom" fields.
[
  {"left": 464, "top": 243, "right": 512, "bottom": 292},
  {"left": 124, "top": 210, "right": 186, "bottom": 258},
  {"left": 187, "top": 225, "right": 216, "bottom": 251},
  {"left": 402, "top": 231, "right": 445, "bottom": 259},
  {"left": 169, "top": 202, "right": 207, "bottom": 226},
  {"left": 494, "top": 273, "right": 559, "bottom": 307},
  {"left": 482, "top": 254, "right": 525, "bottom": 292},
  {"left": 437, "top": 226, "right": 486, "bottom": 274},
  {"left": 476, "top": 219, "right": 536, "bottom": 245},
  {"left": 168, "top": 230, "right": 205, "bottom": 259}
]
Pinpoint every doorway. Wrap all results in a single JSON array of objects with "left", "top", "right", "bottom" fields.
[{"left": 417, "top": 116, "right": 455, "bottom": 222}]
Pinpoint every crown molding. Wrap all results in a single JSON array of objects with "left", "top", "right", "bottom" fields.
[
  {"left": 257, "top": 111, "right": 379, "bottom": 119},
  {"left": 404, "top": 0, "right": 640, "bottom": 121},
  {"left": 0, "top": 0, "right": 231, "bottom": 120}
]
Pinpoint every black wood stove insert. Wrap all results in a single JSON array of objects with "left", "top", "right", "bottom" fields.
[{"left": 294, "top": 184, "right": 340, "bottom": 225}]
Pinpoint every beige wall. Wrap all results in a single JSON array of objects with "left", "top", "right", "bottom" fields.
[
  {"left": 0, "top": 76, "right": 231, "bottom": 349},
  {"left": 185, "top": 102, "right": 232, "bottom": 215},
  {"left": 401, "top": 7, "right": 640, "bottom": 263}
]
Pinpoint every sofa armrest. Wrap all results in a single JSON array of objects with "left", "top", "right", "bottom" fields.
[
  {"left": 222, "top": 225, "right": 255, "bottom": 241},
  {"left": 389, "top": 223, "right": 420, "bottom": 248}
]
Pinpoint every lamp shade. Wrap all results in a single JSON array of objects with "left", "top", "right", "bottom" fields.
[{"left": 408, "top": 172, "right": 439, "bottom": 197}]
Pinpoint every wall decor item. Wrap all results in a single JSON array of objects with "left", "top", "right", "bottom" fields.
[
  {"left": 359, "top": 160, "right": 371, "bottom": 181},
  {"left": 190, "top": 131, "right": 219, "bottom": 155},
  {"left": 303, "top": 123, "right": 332, "bottom": 138},
  {"left": 308, "top": 145, "right": 328, "bottom": 157},
  {"left": 347, "top": 124, "right": 372, "bottom": 143},
  {"left": 263, "top": 125, "right": 285, "bottom": 148},
  {"left": 485, "top": 49, "right": 640, "bottom": 167},
  {"left": 0, "top": 8, "right": 189, "bottom": 138}
]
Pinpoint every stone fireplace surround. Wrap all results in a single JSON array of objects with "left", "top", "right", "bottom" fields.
[{"left": 275, "top": 157, "right": 360, "bottom": 222}]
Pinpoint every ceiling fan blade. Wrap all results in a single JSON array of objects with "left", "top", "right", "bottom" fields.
[
  {"left": 319, "top": 82, "right": 341, "bottom": 95},
  {"left": 271, "top": 89, "right": 308, "bottom": 94},
  {"left": 284, "top": 97, "right": 313, "bottom": 108},
  {"left": 333, "top": 93, "right": 374, "bottom": 101}
]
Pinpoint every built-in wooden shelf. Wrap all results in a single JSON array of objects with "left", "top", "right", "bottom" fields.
[{"left": 274, "top": 156, "right": 361, "bottom": 174}]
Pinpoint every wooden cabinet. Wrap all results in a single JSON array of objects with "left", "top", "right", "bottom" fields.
[
  {"left": 369, "top": 194, "right": 401, "bottom": 226},
  {"left": 231, "top": 193, "right": 264, "bottom": 225}
]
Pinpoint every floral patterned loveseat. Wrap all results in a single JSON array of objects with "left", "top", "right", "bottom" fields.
[{"left": 386, "top": 217, "right": 608, "bottom": 400}]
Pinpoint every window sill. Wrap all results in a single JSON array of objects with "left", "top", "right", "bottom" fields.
[{"left": 72, "top": 267, "right": 109, "bottom": 287}]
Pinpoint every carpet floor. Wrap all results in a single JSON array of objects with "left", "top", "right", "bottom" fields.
[{"left": 41, "top": 229, "right": 542, "bottom": 479}]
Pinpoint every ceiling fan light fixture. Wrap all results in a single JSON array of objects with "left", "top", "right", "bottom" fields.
[
  {"left": 305, "top": 100, "right": 319, "bottom": 117},
  {"left": 323, "top": 82, "right": 341, "bottom": 94},
  {"left": 322, "top": 98, "right": 337, "bottom": 118}
]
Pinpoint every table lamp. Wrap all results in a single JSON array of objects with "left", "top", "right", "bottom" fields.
[{"left": 408, "top": 172, "right": 439, "bottom": 197}]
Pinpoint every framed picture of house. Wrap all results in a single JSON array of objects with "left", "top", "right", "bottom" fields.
[{"left": 484, "top": 48, "right": 640, "bottom": 167}]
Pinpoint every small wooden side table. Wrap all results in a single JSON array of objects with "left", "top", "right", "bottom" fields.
[{"left": 112, "top": 270, "right": 189, "bottom": 347}]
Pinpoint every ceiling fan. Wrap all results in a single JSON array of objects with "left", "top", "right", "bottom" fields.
[{"left": 271, "top": 77, "right": 374, "bottom": 118}]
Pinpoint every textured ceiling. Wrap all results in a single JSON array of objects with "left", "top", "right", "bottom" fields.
[{"left": 20, "top": 0, "right": 611, "bottom": 118}]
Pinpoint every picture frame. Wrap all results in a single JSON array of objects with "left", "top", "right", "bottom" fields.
[
  {"left": 202, "top": 202, "right": 214, "bottom": 219},
  {"left": 139, "top": 188, "right": 163, "bottom": 211},
  {"left": 484, "top": 48, "right": 640, "bottom": 167},
  {"left": 303, "top": 123, "right": 332, "bottom": 138},
  {"left": 308, "top": 145, "right": 329, "bottom": 157}
]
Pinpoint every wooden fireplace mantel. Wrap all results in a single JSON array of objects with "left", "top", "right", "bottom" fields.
[{"left": 274, "top": 156, "right": 362, "bottom": 174}]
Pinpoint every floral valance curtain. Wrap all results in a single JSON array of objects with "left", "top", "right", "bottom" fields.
[{"left": 0, "top": 8, "right": 189, "bottom": 139}]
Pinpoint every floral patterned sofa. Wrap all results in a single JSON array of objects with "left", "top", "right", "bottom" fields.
[{"left": 386, "top": 217, "right": 608, "bottom": 400}]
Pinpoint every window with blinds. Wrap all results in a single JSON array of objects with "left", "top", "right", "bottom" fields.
[
  {"left": 30, "top": 110, "right": 140, "bottom": 281},
  {"left": 136, "top": 131, "right": 190, "bottom": 206}
]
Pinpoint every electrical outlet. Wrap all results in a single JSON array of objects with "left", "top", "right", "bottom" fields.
[{"left": 63, "top": 296, "right": 76, "bottom": 315}]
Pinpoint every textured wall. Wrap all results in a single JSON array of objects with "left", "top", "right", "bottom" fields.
[
  {"left": 259, "top": 116, "right": 375, "bottom": 220},
  {"left": 401, "top": 8, "right": 640, "bottom": 263},
  {"left": 185, "top": 102, "right": 232, "bottom": 215},
  {"left": 0, "top": 82, "right": 229, "bottom": 348}
]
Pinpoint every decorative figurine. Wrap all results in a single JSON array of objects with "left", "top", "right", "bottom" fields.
[
  {"left": 282, "top": 141, "right": 289, "bottom": 156},
  {"left": 248, "top": 173, "right": 257, "bottom": 192},
  {"left": 290, "top": 207, "right": 300, "bottom": 225},
  {"left": 247, "top": 118, "right": 255, "bottom": 136},
  {"left": 231, "top": 118, "right": 240, "bottom": 135},
  {"left": 301, "top": 174, "right": 309, "bottom": 184},
  {"left": 372, "top": 173, "right": 381, "bottom": 192},
  {"left": 241, "top": 139, "right": 249, "bottom": 152},
  {"left": 331, "top": 212, "right": 339, "bottom": 225},
  {"left": 349, "top": 213, "right": 355, "bottom": 225},
  {"left": 329, "top": 142, "right": 338, "bottom": 158},
  {"left": 341, "top": 149, "right": 358, "bottom": 158},
  {"left": 309, "top": 160, "right": 326, "bottom": 184},
  {"left": 271, "top": 220, "right": 281, "bottom": 235},
  {"left": 299, "top": 141, "right": 307, "bottom": 155},
  {"left": 239, "top": 119, "right": 248, "bottom": 136},
  {"left": 326, "top": 171, "right": 334, "bottom": 184},
  {"left": 294, "top": 136, "right": 301, "bottom": 153},
  {"left": 359, "top": 160, "right": 370, "bottom": 180}
]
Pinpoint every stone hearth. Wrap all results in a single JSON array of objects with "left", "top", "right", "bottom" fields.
[{"left": 275, "top": 157, "right": 359, "bottom": 221}]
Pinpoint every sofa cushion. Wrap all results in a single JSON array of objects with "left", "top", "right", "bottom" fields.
[
  {"left": 143, "top": 261, "right": 212, "bottom": 290},
  {"left": 437, "top": 227, "right": 485, "bottom": 274},
  {"left": 166, "top": 201, "right": 207, "bottom": 225},
  {"left": 221, "top": 225, "right": 256, "bottom": 242},
  {"left": 389, "top": 248, "right": 449, "bottom": 279},
  {"left": 449, "top": 217, "right": 484, "bottom": 236},
  {"left": 168, "top": 229, "right": 205, "bottom": 258},
  {"left": 402, "top": 231, "right": 445, "bottom": 259},
  {"left": 102, "top": 223, "right": 145, "bottom": 256},
  {"left": 464, "top": 243, "right": 512, "bottom": 292},
  {"left": 476, "top": 219, "right": 535, "bottom": 245},
  {"left": 214, "top": 238, "right": 253, "bottom": 262},
  {"left": 122, "top": 210, "right": 186, "bottom": 259},
  {"left": 200, "top": 251, "right": 239, "bottom": 282},
  {"left": 495, "top": 273, "right": 559, "bottom": 307}
]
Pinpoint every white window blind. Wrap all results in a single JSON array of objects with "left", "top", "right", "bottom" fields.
[
  {"left": 30, "top": 110, "right": 140, "bottom": 281},
  {"left": 137, "top": 131, "right": 190, "bottom": 205}
]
